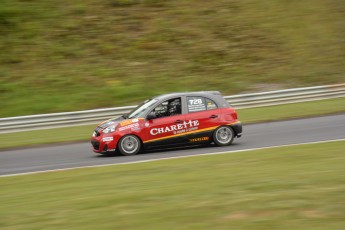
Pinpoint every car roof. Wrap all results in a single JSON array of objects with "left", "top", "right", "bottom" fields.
[
  {"left": 153, "top": 91, "right": 222, "bottom": 101},
  {"left": 151, "top": 91, "right": 230, "bottom": 108}
]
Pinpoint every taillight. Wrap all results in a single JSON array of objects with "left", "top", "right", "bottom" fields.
[{"left": 232, "top": 111, "right": 238, "bottom": 120}]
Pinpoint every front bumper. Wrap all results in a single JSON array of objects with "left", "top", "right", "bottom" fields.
[
  {"left": 91, "top": 140, "right": 102, "bottom": 152},
  {"left": 91, "top": 134, "right": 119, "bottom": 153}
]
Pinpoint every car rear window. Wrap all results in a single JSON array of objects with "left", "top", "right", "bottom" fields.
[
  {"left": 205, "top": 98, "right": 218, "bottom": 110},
  {"left": 187, "top": 96, "right": 218, "bottom": 112}
]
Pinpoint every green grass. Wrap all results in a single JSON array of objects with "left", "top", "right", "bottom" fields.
[
  {"left": 1, "top": 97, "right": 344, "bottom": 150},
  {"left": 0, "top": 125, "right": 96, "bottom": 150},
  {"left": 1, "top": 141, "right": 344, "bottom": 229},
  {"left": 1, "top": 0, "right": 344, "bottom": 117}
]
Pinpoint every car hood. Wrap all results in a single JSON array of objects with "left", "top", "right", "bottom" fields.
[{"left": 97, "top": 116, "right": 125, "bottom": 129}]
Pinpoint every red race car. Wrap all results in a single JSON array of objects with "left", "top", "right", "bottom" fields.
[{"left": 91, "top": 91, "right": 242, "bottom": 155}]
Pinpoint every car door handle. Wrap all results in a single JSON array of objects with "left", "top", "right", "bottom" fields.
[
  {"left": 175, "top": 120, "right": 183, "bottom": 123},
  {"left": 209, "top": 115, "right": 218, "bottom": 119}
]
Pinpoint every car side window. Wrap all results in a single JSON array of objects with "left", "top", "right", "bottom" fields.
[
  {"left": 187, "top": 96, "right": 218, "bottom": 113},
  {"left": 151, "top": 97, "right": 182, "bottom": 119},
  {"left": 187, "top": 96, "right": 206, "bottom": 112},
  {"left": 206, "top": 98, "right": 218, "bottom": 110}
]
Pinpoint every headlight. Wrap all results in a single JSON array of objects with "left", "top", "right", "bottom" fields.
[{"left": 102, "top": 125, "right": 116, "bottom": 134}]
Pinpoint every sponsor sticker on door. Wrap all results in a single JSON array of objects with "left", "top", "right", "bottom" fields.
[{"left": 150, "top": 120, "right": 199, "bottom": 136}]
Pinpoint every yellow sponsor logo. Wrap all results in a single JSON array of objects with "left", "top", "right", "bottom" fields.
[
  {"left": 189, "top": 137, "right": 209, "bottom": 142},
  {"left": 120, "top": 118, "right": 141, "bottom": 127},
  {"left": 120, "top": 120, "right": 132, "bottom": 126}
]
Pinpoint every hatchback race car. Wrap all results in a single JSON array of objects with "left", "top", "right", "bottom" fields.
[{"left": 91, "top": 91, "right": 242, "bottom": 155}]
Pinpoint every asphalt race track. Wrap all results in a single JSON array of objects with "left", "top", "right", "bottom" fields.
[{"left": 1, "top": 114, "right": 345, "bottom": 176}]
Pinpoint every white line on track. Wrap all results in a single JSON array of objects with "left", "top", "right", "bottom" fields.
[{"left": 1, "top": 138, "right": 345, "bottom": 178}]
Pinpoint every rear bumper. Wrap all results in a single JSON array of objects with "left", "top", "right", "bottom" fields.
[{"left": 230, "top": 122, "right": 242, "bottom": 138}]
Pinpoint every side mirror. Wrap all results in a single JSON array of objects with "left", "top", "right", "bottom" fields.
[{"left": 146, "top": 112, "right": 156, "bottom": 120}]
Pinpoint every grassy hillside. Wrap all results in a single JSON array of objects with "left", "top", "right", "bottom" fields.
[{"left": 1, "top": 0, "right": 344, "bottom": 117}]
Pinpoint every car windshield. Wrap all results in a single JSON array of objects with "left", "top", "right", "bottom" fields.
[{"left": 127, "top": 99, "right": 158, "bottom": 119}]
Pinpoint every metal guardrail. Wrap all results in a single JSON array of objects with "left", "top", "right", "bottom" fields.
[
  {"left": 226, "top": 83, "right": 345, "bottom": 108},
  {"left": 1, "top": 83, "right": 345, "bottom": 134}
]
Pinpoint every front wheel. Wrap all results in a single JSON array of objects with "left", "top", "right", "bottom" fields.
[
  {"left": 213, "top": 126, "right": 234, "bottom": 146},
  {"left": 118, "top": 135, "right": 141, "bottom": 156}
]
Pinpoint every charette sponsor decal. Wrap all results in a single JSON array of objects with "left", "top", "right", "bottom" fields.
[{"left": 150, "top": 120, "right": 199, "bottom": 136}]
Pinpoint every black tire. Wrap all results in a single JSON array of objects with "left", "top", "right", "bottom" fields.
[
  {"left": 213, "top": 126, "right": 235, "bottom": 146},
  {"left": 118, "top": 135, "right": 141, "bottom": 156}
]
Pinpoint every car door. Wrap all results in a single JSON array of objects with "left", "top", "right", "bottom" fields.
[
  {"left": 183, "top": 96, "right": 221, "bottom": 143},
  {"left": 143, "top": 97, "right": 187, "bottom": 149}
]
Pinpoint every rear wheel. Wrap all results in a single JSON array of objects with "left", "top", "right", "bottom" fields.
[
  {"left": 118, "top": 135, "right": 141, "bottom": 156},
  {"left": 213, "top": 126, "right": 234, "bottom": 146}
]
